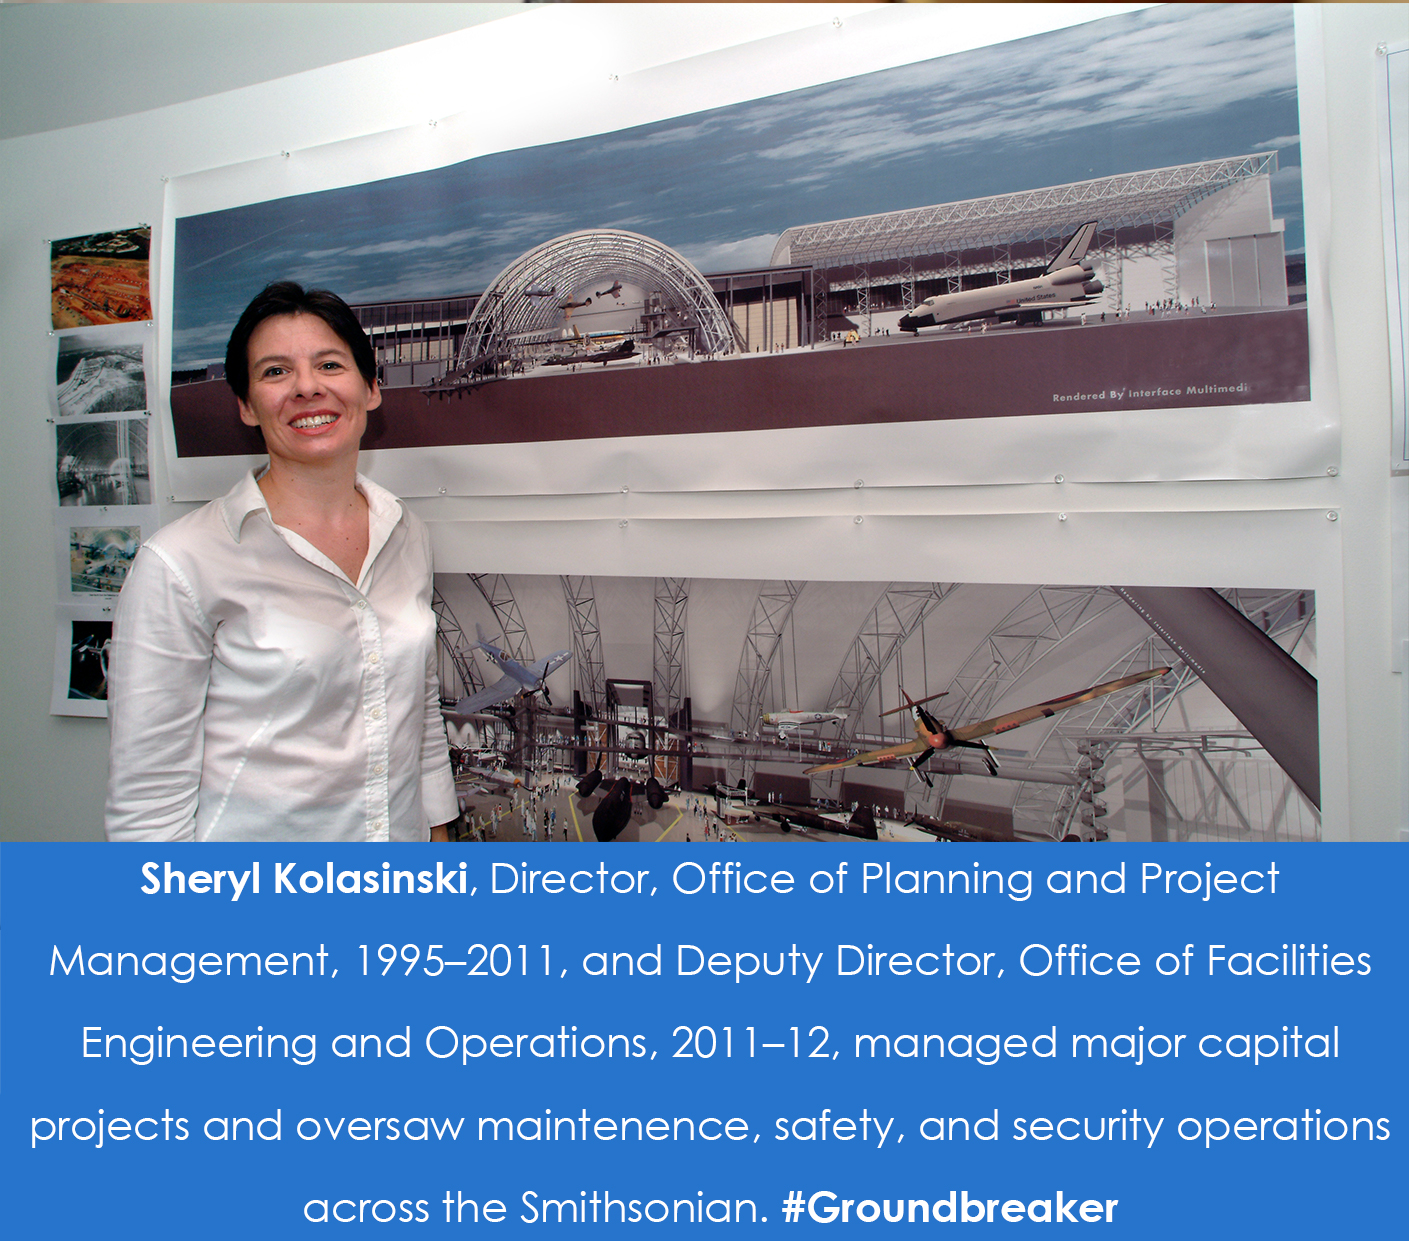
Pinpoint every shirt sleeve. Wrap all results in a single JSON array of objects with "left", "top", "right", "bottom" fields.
[
  {"left": 417, "top": 527, "right": 458, "bottom": 829},
  {"left": 105, "top": 544, "right": 215, "bottom": 841}
]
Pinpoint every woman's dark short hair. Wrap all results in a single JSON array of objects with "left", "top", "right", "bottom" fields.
[{"left": 224, "top": 281, "right": 377, "bottom": 401}]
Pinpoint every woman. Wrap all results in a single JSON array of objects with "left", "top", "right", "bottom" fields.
[{"left": 105, "top": 282, "right": 457, "bottom": 841}]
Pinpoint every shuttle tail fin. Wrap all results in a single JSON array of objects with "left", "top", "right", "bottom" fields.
[{"left": 1044, "top": 221, "right": 1098, "bottom": 274}]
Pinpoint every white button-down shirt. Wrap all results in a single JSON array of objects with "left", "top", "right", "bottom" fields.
[{"left": 105, "top": 469, "right": 457, "bottom": 841}]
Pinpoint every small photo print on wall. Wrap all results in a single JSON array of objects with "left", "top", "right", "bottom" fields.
[
  {"left": 50, "top": 226, "right": 151, "bottom": 330},
  {"left": 52, "top": 602, "right": 117, "bottom": 717},
  {"left": 56, "top": 416, "right": 152, "bottom": 507},
  {"left": 54, "top": 508, "right": 155, "bottom": 596},
  {"left": 53, "top": 326, "right": 149, "bottom": 419}
]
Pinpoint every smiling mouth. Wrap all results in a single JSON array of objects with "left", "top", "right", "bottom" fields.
[{"left": 290, "top": 413, "right": 339, "bottom": 430}]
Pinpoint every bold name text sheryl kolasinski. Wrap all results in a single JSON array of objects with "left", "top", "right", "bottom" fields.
[{"left": 136, "top": 859, "right": 1281, "bottom": 905}]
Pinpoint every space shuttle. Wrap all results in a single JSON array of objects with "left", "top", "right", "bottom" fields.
[{"left": 897, "top": 221, "right": 1104, "bottom": 332}]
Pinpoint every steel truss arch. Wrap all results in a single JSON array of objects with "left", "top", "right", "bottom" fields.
[
  {"left": 1011, "top": 589, "right": 1319, "bottom": 841},
  {"left": 561, "top": 576, "right": 606, "bottom": 718},
  {"left": 809, "top": 583, "right": 958, "bottom": 798},
  {"left": 432, "top": 588, "right": 485, "bottom": 705},
  {"left": 653, "top": 579, "right": 690, "bottom": 727},
  {"left": 469, "top": 574, "right": 533, "bottom": 662},
  {"left": 904, "top": 586, "right": 1133, "bottom": 820},
  {"left": 727, "top": 582, "right": 804, "bottom": 787},
  {"left": 458, "top": 229, "right": 737, "bottom": 364}
]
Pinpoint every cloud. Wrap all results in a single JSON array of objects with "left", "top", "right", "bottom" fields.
[
  {"left": 341, "top": 227, "right": 483, "bottom": 258},
  {"left": 676, "top": 233, "right": 781, "bottom": 273},
  {"left": 1254, "top": 134, "right": 1301, "bottom": 151},
  {"left": 728, "top": 4, "right": 1297, "bottom": 179}
]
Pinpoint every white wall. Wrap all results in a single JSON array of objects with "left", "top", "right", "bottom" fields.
[{"left": 2, "top": 3, "right": 1403, "bottom": 842}]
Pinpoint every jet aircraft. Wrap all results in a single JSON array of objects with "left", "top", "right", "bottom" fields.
[
  {"left": 898, "top": 222, "right": 1104, "bottom": 332},
  {"left": 587, "top": 773, "right": 669, "bottom": 842},
  {"left": 805, "top": 667, "right": 1170, "bottom": 784},
  {"left": 453, "top": 625, "right": 571, "bottom": 715},
  {"left": 543, "top": 338, "right": 636, "bottom": 367}
]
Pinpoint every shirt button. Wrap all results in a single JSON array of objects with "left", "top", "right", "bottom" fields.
[
  {"left": 356, "top": 600, "right": 368, "bottom": 610},
  {"left": 368, "top": 651, "right": 381, "bottom": 665},
  {"left": 374, "top": 763, "right": 385, "bottom": 775},
  {"left": 371, "top": 819, "right": 384, "bottom": 831},
  {"left": 370, "top": 707, "right": 383, "bottom": 719}
]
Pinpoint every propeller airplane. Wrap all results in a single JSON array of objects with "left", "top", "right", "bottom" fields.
[{"left": 805, "top": 668, "right": 1170, "bottom": 786}]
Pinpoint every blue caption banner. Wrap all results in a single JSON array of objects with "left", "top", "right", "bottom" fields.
[{"left": 1, "top": 844, "right": 1402, "bottom": 1236}]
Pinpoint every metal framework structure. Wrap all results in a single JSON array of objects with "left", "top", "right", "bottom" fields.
[
  {"left": 770, "top": 154, "right": 1279, "bottom": 270},
  {"left": 653, "top": 578, "right": 690, "bottom": 727},
  {"left": 815, "top": 583, "right": 1315, "bottom": 841},
  {"left": 1011, "top": 589, "right": 1319, "bottom": 841},
  {"left": 726, "top": 582, "right": 804, "bottom": 786},
  {"left": 901, "top": 586, "right": 1156, "bottom": 826},
  {"left": 469, "top": 574, "right": 533, "bottom": 661},
  {"left": 457, "top": 229, "right": 738, "bottom": 365},
  {"left": 561, "top": 576, "right": 606, "bottom": 717},
  {"left": 431, "top": 588, "right": 484, "bottom": 704}
]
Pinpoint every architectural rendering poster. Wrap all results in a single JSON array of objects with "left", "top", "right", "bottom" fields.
[
  {"left": 52, "top": 325, "right": 150, "bottom": 420},
  {"left": 49, "top": 226, "right": 152, "bottom": 330},
  {"left": 432, "top": 575, "right": 1320, "bottom": 845},
  {"left": 164, "top": 4, "right": 1335, "bottom": 500}
]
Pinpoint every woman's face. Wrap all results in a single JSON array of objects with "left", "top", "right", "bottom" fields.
[{"left": 237, "top": 312, "right": 380, "bottom": 469}]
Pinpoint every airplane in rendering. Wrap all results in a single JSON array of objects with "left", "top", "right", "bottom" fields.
[
  {"left": 897, "top": 221, "right": 1104, "bottom": 332},
  {"left": 805, "top": 667, "right": 1169, "bottom": 785},
  {"left": 558, "top": 296, "right": 592, "bottom": 317},
  {"left": 761, "top": 707, "right": 848, "bottom": 741},
  {"left": 595, "top": 281, "right": 624, "bottom": 300},
  {"left": 453, "top": 625, "right": 572, "bottom": 715},
  {"left": 543, "top": 338, "right": 636, "bottom": 367},
  {"left": 524, "top": 284, "right": 557, "bottom": 299},
  {"left": 589, "top": 773, "right": 670, "bottom": 842}
]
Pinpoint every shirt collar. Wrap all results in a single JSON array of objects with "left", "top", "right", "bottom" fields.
[{"left": 219, "top": 466, "right": 404, "bottom": 543}]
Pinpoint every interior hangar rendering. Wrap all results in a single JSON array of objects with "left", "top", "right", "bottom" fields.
[
  {"left": 355, "top": 153, "right": 1294, "bottom": 384},
  {"left": 434, "top": 575, "right": 1319, "bottom": 846}
]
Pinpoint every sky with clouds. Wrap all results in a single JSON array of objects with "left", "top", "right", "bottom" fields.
[{"left": 174, "top": 3, "right": 1301, "bottom": 366}]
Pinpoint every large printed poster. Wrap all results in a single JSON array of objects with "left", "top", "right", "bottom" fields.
[{"left": 164, "top": 4, "right": 1334, "bottom": 498}]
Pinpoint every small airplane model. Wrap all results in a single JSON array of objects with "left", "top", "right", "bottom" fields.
[
  {"left": 595, "top": 281, "right": 624, "bottom": 300},
  {"left": 761, "top": 707, "right": 848, "bottom": 741},
  {"left": 805, "top": 667, "right": 1170, "bottom": 785},
  {"left": 898, "top": 221, "right": 1104, "bottom": 332},
  {"left": 558, "top": 296, "right": 592, "bottom": 317},
  {"left": 523, "top": 284, "right": 557, "bottom": 299},
  {"left": 453, "top": 625, "right": 571, "bottom": 715}
]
